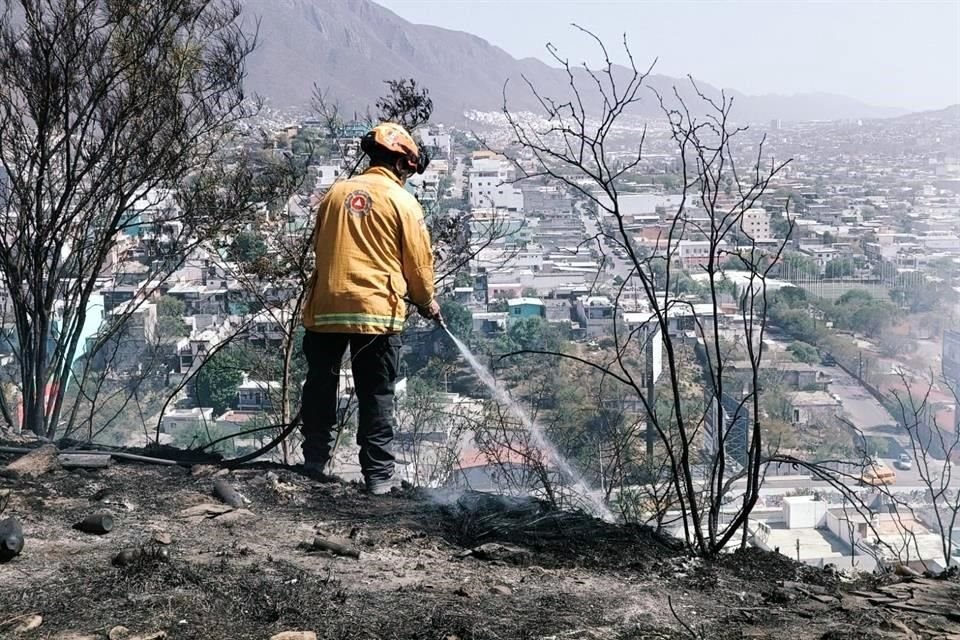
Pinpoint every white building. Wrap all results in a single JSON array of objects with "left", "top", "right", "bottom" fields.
[
  {"left": 160, "top": 407, "right": 214, "bottom": 437},
  {"left": 595, "top": 193, "right": 685, "bottom": 218},
  {"left": 469, "top": 158, "right": 523, "bottom": 211},
  {"left": 237, "top": 376, "right": 281, "bottom": 411},
  {"left": 676, "top": 239, "right": 729, "bottom": 268},
  {"left": 313, "top": 164, "right": 343, "bottom": 190},
  {"left": 741, "top": 207, "right": 771, "bottom": 241},
  {"left": 418, "top": 130, "right": 452, "bottom": 158},
  {"left": 573, "top": 296, "right": 619, "bottom": 337},
  {"left": 798, "top": 244, "right": 841, "bottom": 272}
]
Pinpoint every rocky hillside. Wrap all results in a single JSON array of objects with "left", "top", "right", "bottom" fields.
[
  {"left": 240, "top": 0, "right": 904, "bottom": 123},
  {"left": 1, "top": 442, "right": 959, "bottom": 639}
]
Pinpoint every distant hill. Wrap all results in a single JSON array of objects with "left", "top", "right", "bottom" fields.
[
  {"left": 241, "top": 0, "right": 905, "bottom": 123},
  {"left": 894, "top": 104, "right": 960, "bottom": 121}
]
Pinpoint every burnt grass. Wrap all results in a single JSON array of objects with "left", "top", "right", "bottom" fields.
[
  {"left": 6, "top": 555, "right": 606, "bottom": 640},
  {"left": 0, "top": 450, "right": 944, "bottom": 639}
]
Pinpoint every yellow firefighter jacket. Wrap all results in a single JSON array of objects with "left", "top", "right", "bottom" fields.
[{"left": 302, "top": 166, "right": 435, "bottom": 334}]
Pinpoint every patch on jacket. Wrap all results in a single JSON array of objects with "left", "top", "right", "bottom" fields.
[{"left": 344, "top": 189, "right": 373, "bottom": 218}]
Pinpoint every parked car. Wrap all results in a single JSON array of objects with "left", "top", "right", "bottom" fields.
[{"left": 895, "top": 453, "right": 913, "bottom": 471}]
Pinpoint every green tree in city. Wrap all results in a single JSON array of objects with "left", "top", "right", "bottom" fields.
[
  {"left": 770, "top": 212, "right": 793, "bottom": 238},
  {"left": 454, "top": 271, "right": 473, "bottom": 288},
  {"left": 781, "top": 251, "right": 819, "bottom": 279},
  {"left": 432, "top": 300, "right": 474, "bottom": 364},
  {"left": 194, "top": 347, "right": 245, "bottom": 415},
  {"left": 503, "top": 317, "right": 563, "bottom": 353},
  {"left": 890, "top": 280, "right": 957, "bottom": 313},
  {"left": 772, "top": 285, "right": 809, "bottom": 308},
  {"left": 824, "top": 258, "right": 853, "bottom": 279},
  {"left": 767, "top": 287, "right": 824, "bottom": 344},
  {"left": 158, "top": 296, "right": 186, "bottom": 318},
  {"left": 830, "top": 289, "right": 897, "bottom": 337},
  {"left": 157, "top": 295, "right": 189, "bottom": 339},
  {"left": 787, "top": 341, "right": 819, "bottom": 364},
  {"left": 174, "top": 421, "right": 236, "bottom": 455},
  {"left": 230, "top": 230, "right": 268, "bottom": 264},
  {"left": 440, "top": 300, "right": 472, "bottom": 340},
  {"left": 488, "top": 298, "right": 509, "bottom": 313},
  {"left": 673, "top": 271, "right": 703, "bottom": 295}
]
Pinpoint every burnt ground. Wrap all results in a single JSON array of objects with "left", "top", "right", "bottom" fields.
[{"left": 1, "top": 449, "right": 959, "bottom": 639}]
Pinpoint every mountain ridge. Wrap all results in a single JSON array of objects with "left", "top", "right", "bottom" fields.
[{"left": 241, "top": 0, "right": 907, "bottom": 123}]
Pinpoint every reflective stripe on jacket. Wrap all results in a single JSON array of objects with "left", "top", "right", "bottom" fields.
[{"left": 302, "top": 166, "right": 435, "bottom": 334}]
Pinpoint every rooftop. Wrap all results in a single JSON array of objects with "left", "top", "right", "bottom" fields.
[
  {"left": 507, "top": 297, "right": 544, "bottom": 307},
  {"left": 788, "top": 391, "right": 840, "bottom": 406},
  {"left": 764, "top": 523, "right": 849, "bottom": 562}
]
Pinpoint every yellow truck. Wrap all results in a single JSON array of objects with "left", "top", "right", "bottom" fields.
[{"left": 860, "top": 461, "right": 897, "bottom": 486}]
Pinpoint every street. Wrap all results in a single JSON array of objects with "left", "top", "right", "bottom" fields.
[{"left": 825, "top": 365, "right": 897, "bottom": 436}]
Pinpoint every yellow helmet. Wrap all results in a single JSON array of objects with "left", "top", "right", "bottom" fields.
[{"left": 360, "top": 122, "right": 429, "bottom": 174}]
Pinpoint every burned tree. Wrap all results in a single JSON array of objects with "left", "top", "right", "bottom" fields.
[
  {"left": 375, "top": 78, "right": 434, "bottom": 132},
  {"left": 0, "top": 0, "right": 257, "bottom": 437},
  {"left": 501, "top": 28, "right": 791, "bottom": 556}
]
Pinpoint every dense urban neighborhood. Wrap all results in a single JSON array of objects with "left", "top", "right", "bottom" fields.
[{"left": 3, "top": 98, "right": 957, "bottom": 573}]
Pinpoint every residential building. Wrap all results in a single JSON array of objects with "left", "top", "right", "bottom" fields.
[
  {"left": 471, "top": 311, "right": 508, "bottom": 335},
  {"left": 175, "top": 322, "right": 235, "bottom": 374},
  {"left": 313, "top": 164, "right": 343, "bottom": 190},
  {"left": 741, "top": 207, "right": 771, "bottom": 240},
  {"left": 418, "top": 130, "right": 452, "bottom": 158},
  {"left": 787, "top": 391, "right": 841, "bottom": 426},
  {"left": 676, "top": 240, "right": 729, "bottom": 269},
  {"left": 236, "top": 376, "right": 280, "bottom": 411},
  {"left": 571, "top": 296, "right": 619, "bottom": 337},
  {"left": 507, "top": 297, "right": 546, "bottom": 322},
  {"left": 91, "top": 301, "right": 158, "bottom": 372},
  {"left": 798, "top": 245, "right": 841, "bottom": 273},
  {"left": 468, "top": 157, "right": 523, "bottom": 211},
  {"left": 728, "top": 361, "right": 828, "bottom": 390},
  {"left": 160, "top": 407, "right": 214, "bottom": 438},
  {"left": 166, "top": 282, "right": 228, "bottom": 315},
  {"left": 595, "top": 193, "right": 685, "bottom": 218}
]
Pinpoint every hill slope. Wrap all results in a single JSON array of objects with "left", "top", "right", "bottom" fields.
[
  {"left": 241, "top": 0, "right": 903, "bottom": 122},
  {"left": 896, "top": 103, "right": 960, "bottom": 122},
  {"left": 2, "top": 446, "right": 958, "bottom": 639}
]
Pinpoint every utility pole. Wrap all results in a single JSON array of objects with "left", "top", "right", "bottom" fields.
[
  {"left": 645, "top": 324, "right": 656, "bottom": 479},
  {"left": 598, "top": 441, "right": 605, "bottom": 495}
]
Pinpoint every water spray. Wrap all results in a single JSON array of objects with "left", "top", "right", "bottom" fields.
[{"left": 439, "top": 317, "right": 614, "bottom": 522}]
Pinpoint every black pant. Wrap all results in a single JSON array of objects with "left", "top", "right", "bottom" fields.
[{"left": 300, "top": 330, "right": 401, "bottom": 482}]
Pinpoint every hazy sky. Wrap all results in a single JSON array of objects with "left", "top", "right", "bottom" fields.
[{"left": 375, "top": 0, "right": 960, "bottom": 112}]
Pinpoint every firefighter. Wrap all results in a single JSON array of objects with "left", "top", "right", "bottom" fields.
[{"left": 300, "top": 122, "right": 441, "bottom": 494}]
